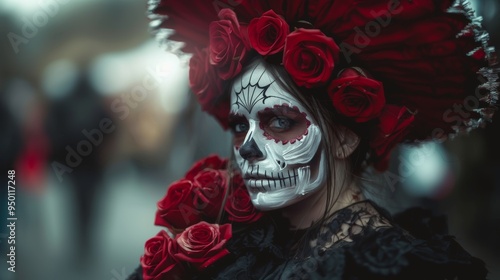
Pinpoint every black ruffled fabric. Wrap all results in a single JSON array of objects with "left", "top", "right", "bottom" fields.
[{"left": 128, "top": 201, "right": 488, "bottom": 280}]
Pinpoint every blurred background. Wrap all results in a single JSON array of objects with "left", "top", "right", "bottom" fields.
[{"left": 0, "top": 0, "right": 498, "bottom": 279}]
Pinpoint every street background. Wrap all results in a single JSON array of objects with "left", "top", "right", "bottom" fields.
[{"left": 0, "top": 0, "right": 499, "bottom": 279}]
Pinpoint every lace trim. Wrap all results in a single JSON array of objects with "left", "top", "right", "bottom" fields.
[
  {"left": 283, "top": 201, "right": 488, "bottom": 279},
  {"left": 304, "top": 201, "right": 393, "bottom": 253}
]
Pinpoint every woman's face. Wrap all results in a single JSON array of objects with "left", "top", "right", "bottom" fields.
[{"left": 229, "top": 61, "right": 327, "bottom": 210}]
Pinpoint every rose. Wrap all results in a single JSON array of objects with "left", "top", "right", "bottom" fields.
[
  {"left": 141, "top": 230, "right": 182, "bottom": 280},
  {"left": 175, "top": 221, "right": 232, "bottom": 269},
  {"left": 328, "top": 68, "right": 386, "bottom": 122},
  {"left": 224, "top": 178, "right": 263, "bottom": 223},
  {"left": 185, "top": 155, "right": 228, "bottom": 180},
  {"left": 370, "top": 105, "right": 415, "bottom": 171},
  {"left": 283, "top": 28, "right": 340, "bottom": 88},
  {"left": 155, "top": 180, "right": 202, "bottom": 232},
  {"left": 248, "top": 10, "right": 289, "bottom": 55},
  {"left": 209, "top": 9, "right": 249, "bottom": 80},
  {"left": 192, "top": 169, "right": 227, "bottom": 218}
]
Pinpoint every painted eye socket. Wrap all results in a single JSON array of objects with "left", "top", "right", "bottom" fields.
[
  {"left": 234, "top": 123, "right": 249, "bottom": 133},
  {"left": 258, "top": 105, "right": 310, "bottom": 143},
  {"left": 269, "top": 117, "right": 293, "bottom": 132},
  {"left": 229, "top": 115, "right": 249, "bottom": 147}
]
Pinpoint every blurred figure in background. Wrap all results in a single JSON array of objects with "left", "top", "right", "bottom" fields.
[{"left": 44, "top": 68, "right": 111, "bottom": 262}]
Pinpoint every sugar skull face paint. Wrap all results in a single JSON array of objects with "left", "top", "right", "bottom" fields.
[{"left": 229, "top": 61, "right": 327, "bottom": 210}]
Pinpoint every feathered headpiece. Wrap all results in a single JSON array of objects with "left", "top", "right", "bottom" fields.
[{"left": 148, "top": 0, "right": 498, "bottom": 170}]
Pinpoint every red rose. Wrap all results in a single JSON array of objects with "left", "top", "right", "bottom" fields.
[
  {"left": 192, "top": 169, "right": 228, "bottom": 218},
  {"left": 248, "top": 10, "right": 289, "bottom": 55},
  {"left": 209, "top": 9, "right": 248, "bottom": 80},
  {"left": 141, "top": 230, "right": 182, "bottom": 280},
  {"left": 185, "top": 155, "right": 228, "bottom": 181},
  {"left": 175, "top": 222, "right": 232, "bottom": 269},
  {"left": 370, "top": 105, "right": 415, "bottom": 171},
  {"left": 283, "top": 28, "right": 340, "bottom": 88},
  {"left": 155, "top": 180, "right": 202, "bottom": 232},
  {"left": 328, "top": 68, "right": 386, "bottom": 122},
  {"left": 224, "top": 177, "right": 263, "bottom": 223}
]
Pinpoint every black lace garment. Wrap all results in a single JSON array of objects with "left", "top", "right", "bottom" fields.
[{"left": 128, "top": 201, "right": 488, "bottom": 280}]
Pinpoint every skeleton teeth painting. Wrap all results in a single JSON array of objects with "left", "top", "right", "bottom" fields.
[{"left": 230, "top": 61, "right": 326, "bottom": 210}]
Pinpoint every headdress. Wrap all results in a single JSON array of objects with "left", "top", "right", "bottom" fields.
[
  {"left": 137, "top": 2, "right": 498, "bottom": 278},
  {"left": 148, "top": 0, "right": 498, "bottom": 169}
]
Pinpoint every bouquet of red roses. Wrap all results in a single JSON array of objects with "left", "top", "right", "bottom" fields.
[{"left": 140, "top": 155, "right": 263, "bottom": 280}]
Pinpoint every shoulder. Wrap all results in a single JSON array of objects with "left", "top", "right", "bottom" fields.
[
  {"left": 287, "top": 203, "right": 488, "bottom": 280},
  {"left": 344, "top": 226, "right": 486, "bottom": 280}
]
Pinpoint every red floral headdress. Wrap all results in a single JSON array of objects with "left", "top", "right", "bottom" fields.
[{"left": 148, "top": 0, "right": 498, "bottom": 170}]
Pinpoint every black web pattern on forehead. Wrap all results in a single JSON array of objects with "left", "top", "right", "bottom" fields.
[{"left": 232, "top": 64, "right": 282, "bottom": 114}]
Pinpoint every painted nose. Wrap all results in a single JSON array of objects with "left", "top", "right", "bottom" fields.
[{"left": 239, "top": 138, "right": 264, "bottom": 160}]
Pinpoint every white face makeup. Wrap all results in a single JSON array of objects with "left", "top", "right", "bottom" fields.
[{"left": 229, "top": 61, "right": 327, "bottom": 210}]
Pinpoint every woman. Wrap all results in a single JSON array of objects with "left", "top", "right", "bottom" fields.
[{"left": 129, "top": 0, "right": 498, "bottom": 279}]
